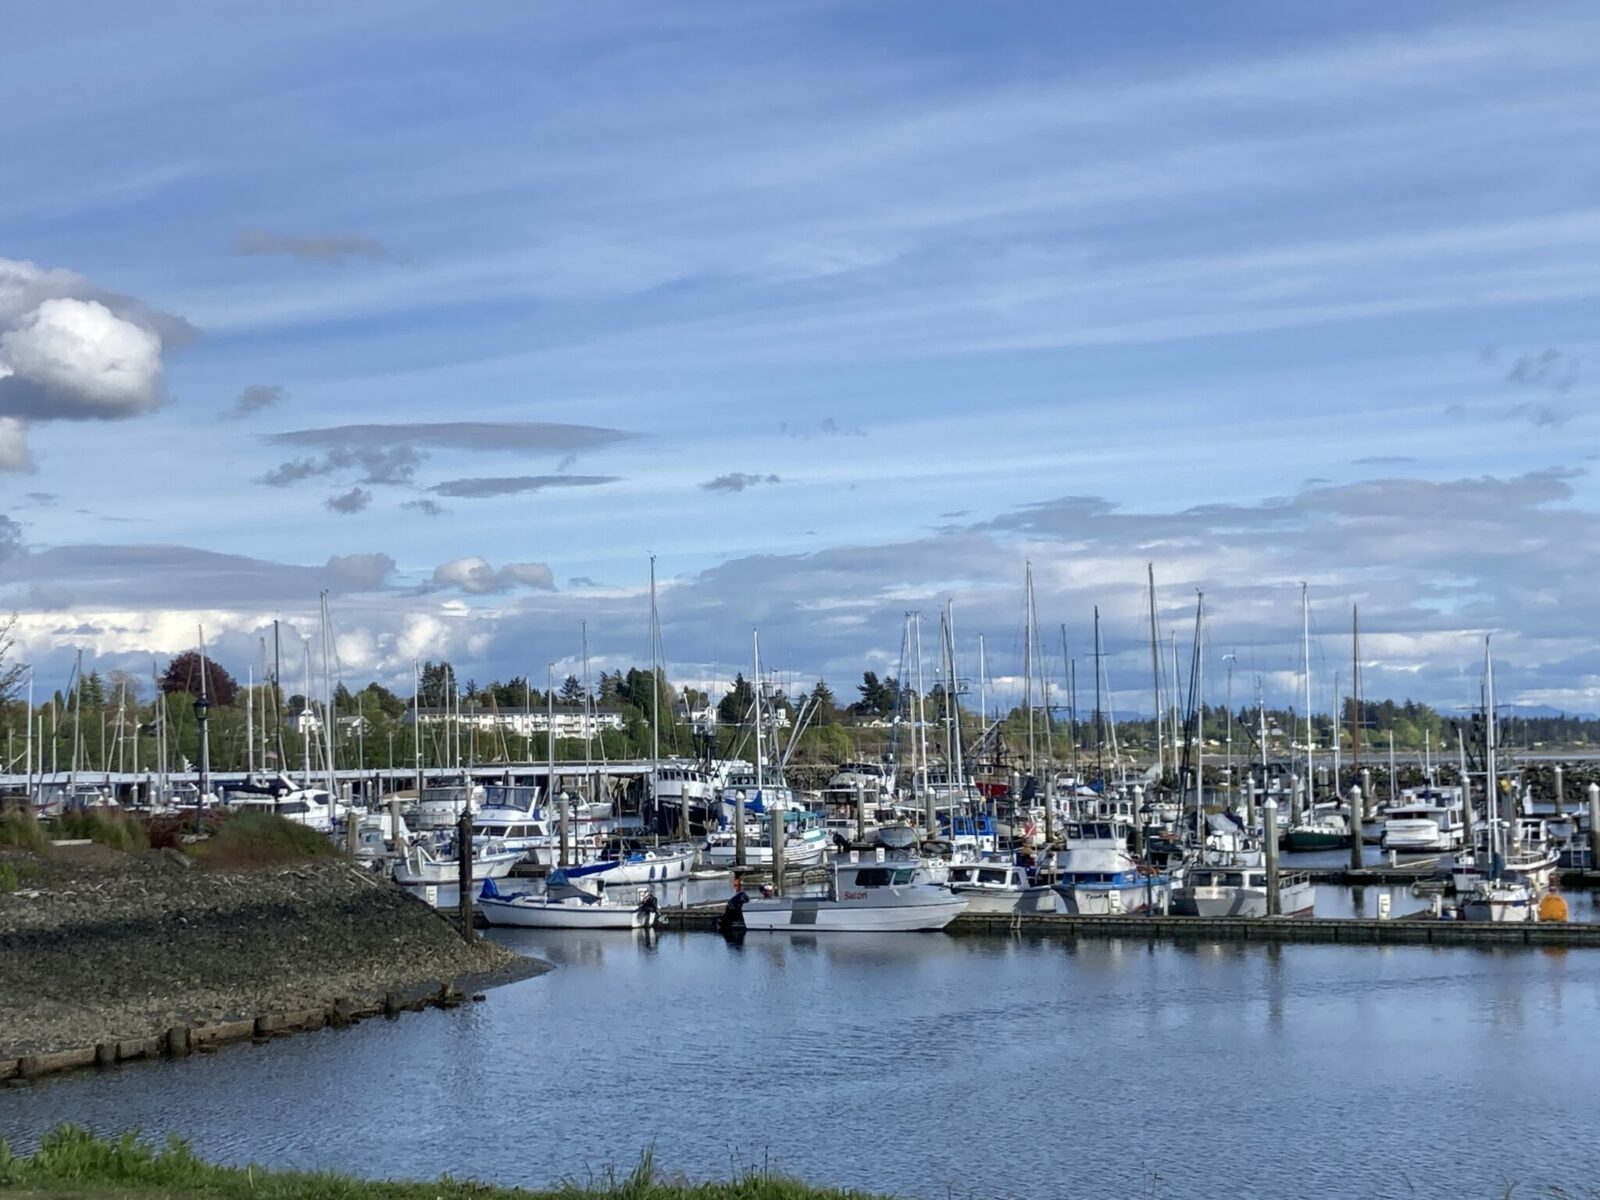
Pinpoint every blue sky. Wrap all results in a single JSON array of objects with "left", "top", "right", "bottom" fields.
[{"left": 2, "top": 1, "right": 1598, "bottom": 715}]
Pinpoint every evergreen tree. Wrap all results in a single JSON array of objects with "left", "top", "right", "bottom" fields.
[
  {"left": 559, "top": 674, "right": 585, "bottom": 704},
  {"left": 718, "top": 673, "right": 754, "bottom": 724}
]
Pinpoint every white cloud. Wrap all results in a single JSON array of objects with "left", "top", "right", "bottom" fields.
[
  {"left": 429, "top": 556, "right": 556, "bottom": 595},
  {"left": 0, "top": 257, "right": 187, "bottom": 423}
]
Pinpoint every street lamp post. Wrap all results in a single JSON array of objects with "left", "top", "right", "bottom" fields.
[{"left": 194, "top": 691, "right": 211, "bottom": 834}]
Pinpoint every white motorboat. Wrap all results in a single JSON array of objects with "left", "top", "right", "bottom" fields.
[
  {"left": 224, "top": 774, "right": 337, "bottom": 833},
  {"left": 704, "top": 810, "right": 831, "bottom": 868},
  {"left": 411, "top": 778, "right": 483, "bottom": 832},
  {"left": 827, "top": 760, "right": 895, "bottom": 800},
  {"left": 1459, "top": 877, "right": 1534, "bottom": 923},
  {"left": 476, "top": 874, "right": 662, "bottom": 929},
  {"left": 739, "top": 859, "right": 966, "bottom": 932},
  {"left": 1381, "top": 790, "right": 1466, "bottom": 853},
  {"left": 947, "top": 860, "right": 1057, "bottom": 914},
  {"left": 391, "top": 839, "right": 523, "bottom": 886}
]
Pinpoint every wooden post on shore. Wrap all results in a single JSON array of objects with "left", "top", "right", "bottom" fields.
[
  {"left": 346, "top": 806, "right": 359, "bottom": 856},
  {"left": 456, "top": 808, "right": 474, "bottom": 943},
  {"left": 771, "top": 807, "right": 786, "bottom": 897},
  {"left": 1348, "top": 784, "right": 1363, "bottom": 870},
  {"left": 389, "top": 790, "right": 403, "bottom": 855},
  {"left": 1553, "top": 765, "right": 1565, "bottom": 818},
  {"left": 1588, "top": 783, "right": 1599, "bottom": 870},
  {"left": 1264, "top": 799, "right": 1280, "bottom": 917},
  {"left": 735, "top": 787, "right": 747, "bottom": 868}
]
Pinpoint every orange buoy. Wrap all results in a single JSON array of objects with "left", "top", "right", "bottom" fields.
[{"left": 1538, "top": 893, "right": 1569, "bottom": 923}]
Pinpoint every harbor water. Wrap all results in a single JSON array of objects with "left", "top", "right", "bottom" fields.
[{"left": 6, "top": 928, "right": 1600, "bottom": 1198}]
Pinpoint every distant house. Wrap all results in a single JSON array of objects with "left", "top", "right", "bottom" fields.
[{"left": 404, "top": 706, "right": 624, "bottom": 738}]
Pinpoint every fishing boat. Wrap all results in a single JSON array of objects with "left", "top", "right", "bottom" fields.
[
  {"left": 946, "top": 860, "right": 1057, "bottom": 914},
  {"left": 739, "top": 859, "right": 966, "bottom": 932},
  {"left": 1172, "top": 861, "right": 1315, "bottom": 918},
  {"left": 827, "top": 760, "right": 896, "bottom": 800},
  {"left": 1044, "top": 818, "right": 1169, "bottom": 915},
  {"left": 476, "top": 873, "right": 662, "bottom": 930},
  {"left": 391, "top": 838, "right": 523, "bottom": 886},
  {"left": 1283, "top": 804, "right": 1351, "bottom": 852}
]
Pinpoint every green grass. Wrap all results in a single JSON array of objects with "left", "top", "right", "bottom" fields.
[
  {"left": 0, "top": 1128, "right": 888, "bottom": 1200},
  {"left": 185, "top": 812, "right": 342, "bottom": 868},
  {"left": 0, "top": 810, "right": 47, "bottom": 852},
  {"left": 55, "top": 810, "right": 149, "bottom": 853},
  {"left": 0, "top": 859, "right": 40, "bottom": 894}
]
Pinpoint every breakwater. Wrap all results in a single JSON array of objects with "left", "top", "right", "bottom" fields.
[{"left": 0, "top": 848, "right": 539, "bottom": 1080}]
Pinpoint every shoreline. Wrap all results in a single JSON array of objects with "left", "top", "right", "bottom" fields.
[{"left": 0, "top": 846, "right": 550, "bottom": 1082}]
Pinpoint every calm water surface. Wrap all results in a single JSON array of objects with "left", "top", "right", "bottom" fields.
[{"left": 6, "top": 930, "right": 1600, "bottom": 1199}]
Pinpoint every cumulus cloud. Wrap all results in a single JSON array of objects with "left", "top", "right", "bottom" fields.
[
  {"left": 0, "top": 258, "right": 190, "bottom": 431},
  {"left": 429, "top": 556, "right": 556, "bottom": 594},
  {"left": 402, "top": 498, "right": 446, "bottom": 517},
  {"left": 430, "top": 474, "right": 619, "bottom": 498},
  {"left": 234, "top": 228, "right": 406, "bottom": 266},
  {"left": 230, "top": 384, "right": 285, "bottom": 418},
  {"left": 702, "top": 472, "right": 781, "bottom": 493},
  {"left": 326, "top": 487, "right": 372, "bottom": 514}
]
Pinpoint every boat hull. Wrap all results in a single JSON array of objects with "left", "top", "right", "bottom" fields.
[
  {"left": 392, "top": 851, "right": 522, "bottom": 886},
  {"left": 952, "top": 887, "right": 1059, "bottom": 915},
  {"left": 741, "top": 897, "right": 965, "bottom": 932},
  {"left": 1172, "top": 880, "right": 1315, "bottom": 918},
  {"left": 1054, "top": 879, "right": 1169, "bottom": 915},
  {"left": 478, "top": 897, "right": 656, "bottom": 929}
]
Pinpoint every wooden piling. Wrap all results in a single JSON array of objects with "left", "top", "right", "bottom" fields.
[
  {"left": 1588, "top": 784, "right": 1599, "bottom": 869},
  {"left": 456, "top": 808, "right": 474, "bottom": 943},
  {"left": 1264, "top": 799, "right": 1280, "bottom": 917},
  {"left": 1554, "top": 764, "right": 1565, "bottom": 817},
  {"left": 1348, "top": 784, "right": 1364, "bottom": 870},
  {"left": 771, "top": 806, "right": 786, "bottom": 897}
]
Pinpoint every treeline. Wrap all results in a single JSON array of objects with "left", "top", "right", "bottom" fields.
[{"left": 1, "top": 653, "right": 1594, "bottom": 778}]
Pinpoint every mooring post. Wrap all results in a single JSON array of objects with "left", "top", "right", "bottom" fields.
[
  {"left": 456, "top": 808, "right": 474, "bottom": 943},
  {"left": 389, "top": 790, "right": 404, "bottom": 854},
  {"left": 1132, "top": 784, "right": 1145, "bottom": 860},
  {"left": 854, "top": 779, "right": 866, "bottom": 845},
  {"left": 1460, "top": 774, "right": 1474, "bottom": 864},
  {"left": 1360, "top": 768, "right": 1373, "bottom": 821},
  {"left": 1246, "top": 777, "right": 1257, "bottom": 832},
  {"left": 558, "top": 785, "right": 570, "bottom": 868},
  {"left": 346, "top": 804, "right": 360, "bottom": 856},
  {"left": 1264, "top": 799, "right": 1280, "bottom": 917},
  {"left": 1288, "top": 774, "right": 1300, "bottom": 828},
  {"left": 1348, "top": 784, "right": 1364, "bottom": 871},
  {"left": 771, "top": 807, "right": 786, "bottom": 897},
  {"left": 1588, "top": 783, "right": 1599, "bottom": 872},
  {"left": 1553, "top": 764, "right": 1565, "bottom": 818},
  {"left": 735, "top": 786, "right": 747, "bottom": 868}
]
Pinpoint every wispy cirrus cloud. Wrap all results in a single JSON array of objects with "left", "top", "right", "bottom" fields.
[
  {"left": 234, "top": 228, "right": 407, "bottom": 266},
  {"left": 430, "top": 474, "right": 620, "bottom": 499}
]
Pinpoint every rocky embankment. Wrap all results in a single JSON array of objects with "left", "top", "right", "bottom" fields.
[{"left": 0, "top": 846, "right": 533, "bottom": 1068}]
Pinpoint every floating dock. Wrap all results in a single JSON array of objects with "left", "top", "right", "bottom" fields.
[{"left": 663, "top": 905, "right": 1600, "bottom": 947}]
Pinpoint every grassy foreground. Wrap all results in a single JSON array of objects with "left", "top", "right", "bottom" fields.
[{"left": 0, "top": 1128, "right": 889, "bottom": 1200}]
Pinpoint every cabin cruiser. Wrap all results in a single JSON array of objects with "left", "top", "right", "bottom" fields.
[
  {"left": 739, "top": 858, "right": 966, "bottom": 932},
  {"left": 223, "top": 774, "right": 337, "bottom": 833},
  {"left": 1382, "top": 792, "right": 1466, "bottom": 853},
  {"left": 391, "top": 836, "right": 523, "bottom": 886},
  {"left": 1043, "top": 819, "right": 1168, "bottom": 915},
  {"left": 946, "top": 860, "right": 1057, "bottom": 914},
  {"left": 704, "top": 809, "right": 831, "bottom": 868},
  {"left": 476, "top": 873, "right": 661, "bottom": 929},
  {"left": 411, "top": 777, "right": 483, "bottom": 832}
]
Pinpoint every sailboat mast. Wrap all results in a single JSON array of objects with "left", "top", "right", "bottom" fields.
[
  {"left": 1194, "top": 593, "right": 1205, "bottom": 842},
  {"left": 1350, "top": 604, "right": 1362, "bottom": 778},
  {"left": 1092, "top": 606, "right": 1104, "bottom": 781},
  {"left": 1148, "top": 563, "right": 1163, "bottom": 779},
  {"left": 913, "top": 614, "right": 930, "bottom": 833},
  {"left": 1024, "top": 563, "right": 1036, "bottom": 778},
  {"left": 753, "top": 631, "right": 764, "bottom": 790},
  {"left": 1301, "top": 582, "right": 1314, "bottom": 815},
  {"left": 1485, "top": 638, "right": 1498, "bottom": 872}
]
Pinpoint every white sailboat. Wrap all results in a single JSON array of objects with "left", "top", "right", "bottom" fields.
[
  {"left": 1461, "top": 639, "right": 1538, "bottom": 923},
  {"left": 476, "top": 873, "right": 662, "bottom": 930}
]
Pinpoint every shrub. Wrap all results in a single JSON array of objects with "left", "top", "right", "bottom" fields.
[
  {"left": 55, "top": 809, "right": 149, "bottom": 853},
  {"left": 187, "top": 812, "right": 338, "bottom": 869},
  {"left": 0, "top": 808, "right": 46, "bottom": 851}
]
